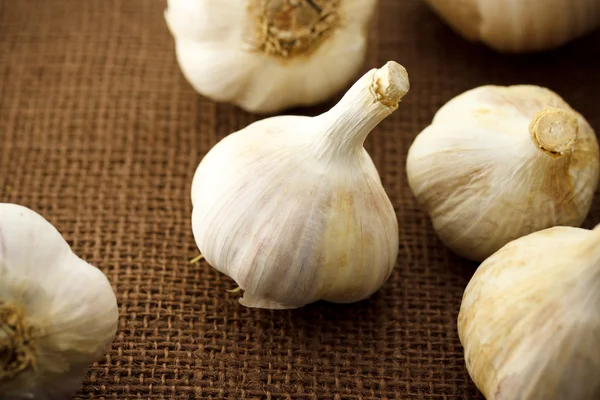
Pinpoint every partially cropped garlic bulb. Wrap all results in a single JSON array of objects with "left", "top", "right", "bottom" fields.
[
  {"left": 424, "top": 0, "right": 600, "bottom": 53},
  {"left": 0, "top": 203, "right": 119, "bottom": 399},
  {"left": 406, "top": 85, "right": 600, "bottom": 262},
  {"left": 190, "top": 61, "right": 409, "bottom": 309},
  {"left": 164, "top": 0, "right": 377, "bottom": 114},
  {"left": 458, "top": 224, "right": 600, "bottom": 399}
]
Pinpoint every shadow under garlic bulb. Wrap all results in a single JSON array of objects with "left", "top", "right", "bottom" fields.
[
  {"left": 406, "top": 85, "right": 600, "bottom": 262},
  {"left": 164, "top": 0, "right": 377, "bottom": 114},
  {"left": 458, "top": 225, "right": 600, "bottom": 399},
  {"left": 190, "top": 62, "right": 409, "bottom": 310},
  {"left": 424, "top": 0, "right": 600, "bottom": 53}
]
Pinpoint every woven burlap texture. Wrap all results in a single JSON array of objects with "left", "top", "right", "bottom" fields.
[{"left": 1, "top": 0, "right": 599, "bottom": 399}]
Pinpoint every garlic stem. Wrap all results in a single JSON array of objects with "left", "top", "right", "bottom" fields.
[
  {"left": 529, "top": 107, "right": 579, "bottom": 158},
  {"left": 316, "top": 61, "right": 409, "bottom": 155},
  {"left": 0, "top": 302, "right": 36, "bottom": 382}
]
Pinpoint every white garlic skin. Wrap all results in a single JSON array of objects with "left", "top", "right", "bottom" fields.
[
  {"left": 190, "top": 62, "right": 409, "bottom": 309},
  {"left": 424, "top": 0, "right": 600, "bottom": 53},
  {"left": 164, "top": 0, "right": 377, "bottom": 114},
  {"left": 458, "top": 225, "right": 600, "bottom": 399},
  {"left": 0, "top": 204, "right": 119, "bottom": 400},
  {"left": 406, "top": 85, "right": 600, "bottom": 262}
]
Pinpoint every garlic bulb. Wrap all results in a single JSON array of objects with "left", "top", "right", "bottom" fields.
[
  {"left": 458, "top": 224, "right": 600, "bottom": 399},
  {"left": 406, "top": 85, "right": 600, "bottom": 262},
  {"left": 423, "top": 0, "right": 600, "bottom": 53},
  {"left": 164, "top": 0, "right": 377, "bottom": 114},
  {"left": 0, "top": 203, "right": 119, "bottom": 399},
  {"left": 190, "top": 61, "right": 409, "bottom": 309}
]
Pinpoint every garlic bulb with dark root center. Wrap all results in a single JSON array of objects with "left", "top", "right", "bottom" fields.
[
  {"left": 0, "top": 203, "right": 119, "bottom": 399},
  {"left": 165, "top": 0, "right": 377, "bottom": 113}
]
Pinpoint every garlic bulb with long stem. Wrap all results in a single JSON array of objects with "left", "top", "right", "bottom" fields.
[
  {"left": 190, "top": 61, "right": 409, "bottom": 309},
  {"left": 406, "top": 85, "right": 600, "bottom": 262},
  {"left": 0, "top": 203, "right": 119, "bottom": 399},
  {"left": 423, "top": 0, "right": 600, "bottom": 53},
  {"left": 458, "top": 224, "right": 600, "bottom": 399},
  {"left": 164, "top": 0, "right": 377, "bottom": 114}
]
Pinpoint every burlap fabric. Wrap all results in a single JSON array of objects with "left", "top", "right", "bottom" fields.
[{"left": 1, "top": 0, "right": 599, "bottom": 398}]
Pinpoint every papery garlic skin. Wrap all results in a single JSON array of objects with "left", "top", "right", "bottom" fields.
[
  {"left": 424, "top": 0, "right": 600, "bottom": 53},
  {"left": 458, "top": 225, "right": 600, "bottom": 400},
  {"left": 164, "top": 0, "right": 377, "bottom": 114},
  {"left": 190, "top": 62, "right": 408, "bottom": 309},
  {"left": 0, "top": 203, "right": 119, "bottom": 400},
  {"left": 406, "top": 85, "right": 600, "bottom": 262}
]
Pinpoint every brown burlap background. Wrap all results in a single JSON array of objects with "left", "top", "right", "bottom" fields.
[{"left": 1, "top": 0, "right": 599, "bottom": 398}]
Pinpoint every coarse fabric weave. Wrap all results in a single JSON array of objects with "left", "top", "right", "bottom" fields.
[{"left": 1, "top": 0, "right": 599, "bottom": 399}]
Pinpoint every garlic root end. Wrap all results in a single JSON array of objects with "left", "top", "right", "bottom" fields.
[
  {"left": 0, "top": 302, "right": 37, "bottom": 381},
  {"left": 189, "top": 253, "right": 204, "bottom": 264},
  {"left": 530, "top": 107, "right": 579, "bottom": 157}
]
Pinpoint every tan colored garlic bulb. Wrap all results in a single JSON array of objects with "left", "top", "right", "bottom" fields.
[
  {"left": 424, "top": 0, "right": 600, "bottom": 53},
  {"left": 406, "top": 85, "right": 600, "bottom": 262},
  {"left": 190, "top": 61, "right": 409, "bottom": 309},
  {"left": 0, "top": 203, "right": 119, "bottom": 399},
  {"left": 164, "top": 0, "right": 378, "bottom": 114},
  {"left": 458, "top": 224, "right": 600, "bottom": 399}
]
